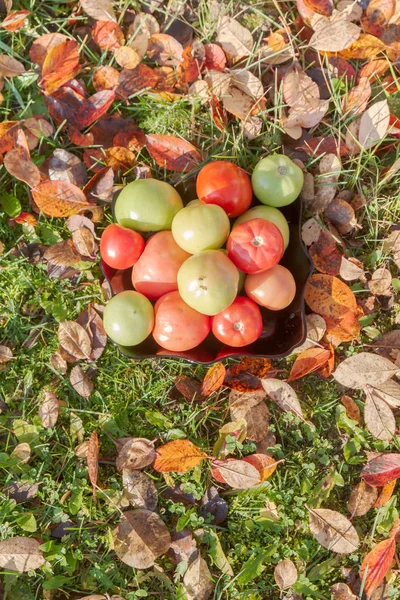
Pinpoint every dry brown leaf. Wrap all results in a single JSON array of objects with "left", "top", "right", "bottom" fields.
[
  {"left": 122, "top": 470, "right": 157, "bottom": 511},
  {"left": 292, "top": 314, "right": 327, "bottom": 354},
  {"left": 230, "top": 68, "right": 263, "bottom": 100},
  {"left": 70, "top": 365, "right": 94, "bottom": 398},
  {"left": 364, "top": 386, "right": 395, "bottom": 441},
  {"left": 0, "top": 537, "right": 45, "bottom": 572},
  {"left": 333, "top": 353, "right": 398, "bottom": 389},
  {"left": 92, "top": 65, "right": 120, "bottom": 91},
  {"left": 201, "top": 363, "right": 226, "bottom": 396},
  {"left": 283, "top": 69, "right": 320, "bottom": 109},
  {"left": 48, "top": 149, "right": 87, "bottom": 187},
  {"left": 212, "top": 458, "right": 261, "bottom": 489},
  {"left": 114, "top": 46, "right": 140, "bottom": 70},
  {"left": 374, "top": 480, "right": 397, "bottom": 508},
  {"left": 301, "top": 217, "right": 322, "bottom": 246},
  {"left": 368, "top": 380, "right": 400, "bottom": 408},
  {"left": 10, "top": 443, "right": 31, "bottom": 464},
  {"left": 262, "top": 379, "right": 306, "bottom": 422},
  {"left": 0, "top": 54, "right": 25, "bottom": 77},
  {"left": 368, "top": 267, "right": 392, "bottom": 296},
  {"left": 116, "top": 438, "right": 156, "bottom": 471},
  {"left": 39, "top": 391, "right": 60, "bottom": 428},
  {"left": 44, "top": 240, "right": 81, "bottom": 268},
  {"left": 215, "top": 16, "right": 253, "bottom": 63},
  {"left": 113, "top": 509, "right": 171, "bottom": 569},
  {"left": 183, "top": 555, "right": 214, "bottom": 600},
  {"left": 309, "top": 10, "right": 361, "bottom": 52},
  {"left": 283, "top": 99, "right": 329, "bottom": 129},
  {"left": 77, "top": 304, "right": 107, "bottom": 361},
  {"left": 80, "top": 0, "right": 116, "bottom": 22},
  {"left": 229, "top": 390, "right": 269, "bottom": 442},
  {"left": 72, "top": 228, "right": 97, "bottom": 258},
  {"left": 341, "top": 395, "right": 361, "bottom": 423},
  {"left": 359, "top": 100, "right": 390, "bottom": 149},
  {"left": 147, "top": 33, "right": 183, "bottom": 67},
  {"left": 312, "top": 154, "right": 341, "bottom": 213},
  {"left": 309, "top": 508, "right": 360, "bottom": 553},
  {"left": 324, "top": 198, "right": 357, "bottom": 234},
  {"left": 87, "top": 430, "right": 99, "bottom": 501},
  {"left": 274, "top": 558, "right": 298, "bottom": 590},
  {"left": 0, "top": 344, "right": 14, "bottom": 363},
  {"left": 3, "top": 149, "right": 41, "bottom": 188},
  {"left": 92, "top": 21, "right": 124, "bottom": 51},
  {"left": 331, "top": 582, "right": 357, "bottom": 600},
  {"left": 58, "top": 321, "right": 92, "bottom": 360},
  {"left": 222, "top": 87, "right": 255, "bottom": 120},
  {"left": 204, "top": 70, "right": 232, "bottom": 99},
  {"left": 347, "top": 481, "right": 378, "bottom": 517},
  {"left": 154, "top": 439, "right": 206, "bottom": 473}
]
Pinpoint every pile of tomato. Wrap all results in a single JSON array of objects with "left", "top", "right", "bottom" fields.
[{"left": 100, "top": 155, "right": 304, "bottom": 352}]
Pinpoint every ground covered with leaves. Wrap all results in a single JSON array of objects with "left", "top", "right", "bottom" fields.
[{"left": 1, "top": 0, "right": 400, "bottom": 599}]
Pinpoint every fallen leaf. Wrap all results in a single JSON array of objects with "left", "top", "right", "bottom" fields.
[
  {"left": 84, "top": 166, "right": 114, "bottom": 203},
  {"left": 39, "top": 391, "right": 60, "bottom": 428},
  {"left": 154, "top": 439, "right": 206, "bottom": 473},
  {"left": 341, "top": 395, "right": 361, "bottom": 422},
  {"left": 183, "top": 555, "right": 214, "bottom": 600},
  {"left": 361, "top": 453, "right": 400, "bottom": 486},
  {"left": 309, "top": 508, "right": 360, "bottom": 553},
  {"left": 342, "top": 77, "right": 371, "bottom": 116},
  {"left": 274, "top": 558, "right": 298, "bottom": 590},
  {"left": 174, "top": 375, "right": 204, "bottom": 402},
  {"left": 261, "top": 379, "right": 306, "bottom": 422},
  {"left": 116, "top": 438, "right": 156, "bottom": 471},
  {"left": 311, "top": 154, "right": 342, "bottom": 213},
  {"left": 92, "top": 65, "right": 120, "bottom": 91},
  {"left": 114, "top": 46, "right": 140, "bottom": 70},
  {"left": 0, "top": 537, "right": 45, "bottom": 572},
  {"left": 325, "top": 197, "right": 357, "bottom": 235},
  {"left": 333, "top": 353, "right": 398, "bottom": 389},
  {"left": 116, "top": 64, "right": 159, "bottom": 100},
  {"left": 0, "top": 10, "right": 30, "bottom": 31},
  {"left": 367, "top": 380, "right": 400, "bottom": 409},
  {"left": 122, "top": 470, "right": 157, "bottom": 511},
  {"left": 364, "top": 386, "right": 395, "bottom": 441},
  {"left": 374, "top": 480, "right": 396, "bottom": 508},
  {"left": 72, "top": 228, "right": 96, "bottom": 258},
  {"left": 58, "top": 321, "right": 92, "bottom": 360},
  {"left": 10, "top": 443, "right": 31, "bottom": 464},
  {"left": 145, "top": 134, "right": 200, "bottom": 172},
  {"left": 372, "top": 330, "right": 400, "bottom": 361},
  {"left": 359, "top": 100, "right": 390, "bottom": 149},
  {"left": 48, "top": 149, "right": 87, "bottom": 187},
  {"left": 147, "top": 33, "right": 183, "bottom": 67},
  {"left": 309, "top": 230, "right": 342, "bottom": 275},
  {"left": 331, "top": 582, "right": 357, "bottom": 600},
  {"left": 222, "top": 86, "right": 256, "bottom": 120},
  {"left": 366, "top": 0, "right": 395, "bottom": 27},
  {"left": 113, "top": 509, "right": 171, "bottom": 569},
  {"left": 0, "top": 121, "right": 20, "bottom": 153},
  {"left": 3, "top": 147, "right": 41, "bottom": 188},
  {"left": 213, "top": 419, "right": 247, "bottom": 458},
  {"left": 293, "top": 313, "right": 327, "bottom": 354},
  {"left": 92, "top": 20, "right": 124, "bottom": 51},
  {"left": 75, "top": 89, "right": 116, "bottom": 128},
  {"left": 368, "top": 267, "right": 392, "bottom": 296},
  {"left": 40, "top": 39, "right": 80, "bottom": 95},
  {"left": 288, "top": 347, "right": 332, "bottom": 381},
  {"left": 0, "top": 344, "right": 14, "bottom": 363},
  {"left": 360, "top": 537, "right": 396, "bottom": 598},
  {"left": 305, "top": 274, "right": 357, "bottom": 319},
  {"left": 309, "top": 11, "right": 361, "bottom": 52},
  {"left": 44, "top": 240, "right": 81, "bottom": 268},
  {"left": 80, "top": 0, "right": 116, "bottom": 22},
  {"left": 229, "top": 390, "right": 270, "bottom": 441},
  {"left": 212, "top": 458, "right": 261, "bottom": 488},
  {"left": 215, "top": 16, "right": 253, "bottom": 63},
  {"left": 70, "top": 365, "right": 94, "bottom": 398},
  {"left": 204, "top": 70, "right": 232, "bottom": 99},
  {"left": 87, "top": 430, "right": 99, "bottom": 501},
  {"left": 32, "top": 180, "right": 88, "bottom": 218},
  {"left": 204, "top": 43, "right": 227, "bottom": 71},
  {"left": 199, "top": 486, "right": 228, "bottom": 525},
  {"left": 347, "top": 481, "right": 378, "bottom": 517},
  {"left": 105, "top": 146, "right": 136, "bottom": 172},
  {"left": 301, "top": 217, "right": 322, "bottom": 246},
  {"left": 5, "top": 481, "right": 39, "bottom": 503},
  {"left": 224, "top": 357, "right": 271, "bottom": 391},
  {"left": 242, "top": 453, "right": 279, "bottom": 482},
  {"left": 0, "top": 54, "right": 25, "bottom": 77},
  {"left": 77, "top": 304, "right": 107, "bottom": 361}
]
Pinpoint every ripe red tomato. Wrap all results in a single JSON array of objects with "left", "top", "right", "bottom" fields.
[
  {"left": 100, "top": 223, "right": 145, "bottom": 270},
  {"left": 227, "top": 218, "right": 284, "bottom": 274},
  {"left": 212, "top": 296, "right": 263, "bottom": 347},
  {"left": 152, "top": 291, "right": 211, "bottom": 351},
  {"left": 196, "top": 161, "right": 253, "bottom": 218}
]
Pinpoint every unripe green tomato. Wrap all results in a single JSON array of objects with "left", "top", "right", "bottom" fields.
[
  {"left": 171, "top": 200, "right": 230, "bottom": 254},
  {"left": 114, "top": 179, "right": 183, "bottom": 232},
  {"left": 251, "top": 154, "right": 304, "bottom": 207},
  {"left": 103, "top": 291, "right": 154, "bottom": 346},
  {"left": 178, "top": 250, "right": 239, "bottom": 316},
  {"left": 233, "top": 205, "right": 290, "bottom": 249}
]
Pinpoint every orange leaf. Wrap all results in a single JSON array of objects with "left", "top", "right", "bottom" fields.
[
  {"left": 339, "top": 34, "right": 389, "bottom": 60},
  {"left": 145, "top": 134, "right": 201, "bottom": 172},
  {"left": 374, "top": 479, "right": 397, "bottom": 508},
  {"left": 366, "top": 0, "right": 395, "bottom": 27},
  {"left": 4, "top": 148, "right": 41, "bottom": 188},
  {"left": 304, "top": 0, "right": 333, "bottom": 16},
  {"left": 288, "top": 347, "right": 331, "bottom": 381},
  {"left": 105, "top": 146, "right": 136, "bottom": 172},
  {"left": 32, "top": 180, "right": 88, "bottom": 217},
  {"left": 92, "top": 20, "right": 124, "bottom": 51},
  {"left": 325, "top": 311, "right": 361, "bottom": 342},
  {"left": 317, "top": 344, "right": 335, "bottom": 378},
  {"left": 93, "top": 65, "right": 120, "bottom": 92},
  {"left": 29, "top": 32, "right": 69, "bottom": 67},
  {"left": 224, "top": 357, "right": 271, "bottom": 392},
  {"left": 360, "top": 537, "right": 396, "bottom": 597},
  {"left": 201, "top": 363, "right": 226, "bottom": 397},
  {"left": 114, "top": 46, "right": 140, "bottom": 70},
  {"left": 40, "top": 39, "right": 80, "bottom": 95},
  {"left": 153, "top": 439, "right": 206, "bottom": 473},
  {"left": 75, "top": 89, "right": 116, "bottom": 129},
  {"left": 0, "top": 10, "right": 30, "bottom": 32},
  {"left": 0, "top": 121, "right": 20, "bottom": 154},
  {"left": 242, "top": 453, "right": 279, "bottom": 481},
  {"left": 309, "top": 230, "right": 342, "bottom": 275},
  {"left": 177, "top": 45, "right": 201, "bottom": 85},
  {"left": 87, "top": 430, "right": 99, "bottom": 502},
  {"left": 116, "top": 64, "right": 159, "bottom": 100},
  {"left": 358, "top": 59, "right": 390, "bottom": 82},
  {"left": 342, "top": 77, "right": 371, "bottom": 116},
  {"left": 305, "top": 274, "right": 357, "bottom": 320}
]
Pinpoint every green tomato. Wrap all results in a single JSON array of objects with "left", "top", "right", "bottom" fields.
[
  {"left": 233, "top": 205, "right": 290, "bottom": 249},
  {"left": 178, "top": 250, "right": 239, "bottom": 316},
  {"left": 251, "top": 154, "right": 304, "bottom": 207},
  {"left": 114, "top": 179, "right": 183, "bottom": 232},
  {"left": 171, "top": 199, "right": 230, "bottom": 254},
  {"left": 103, "top": 291, "right": 154, "bottom": 346}
]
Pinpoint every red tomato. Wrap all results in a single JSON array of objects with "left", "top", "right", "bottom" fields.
[
  {"left": 132, "top": 231, "right": 191, "bottom": 300},
  {"left": 212, "top": 297, "right": 263, "bottom": 347},
  {"left": 100, "top": 223, "right": 145, "bottom": 270},
  {"left": 227, "top": 218, "right": 284, "bottom": 274},
  {"left": 196, "top": 161, "right": 253, "bottom": 218},
  {"left": 152, "top": 291, "right": 211, "bottom": 351}
]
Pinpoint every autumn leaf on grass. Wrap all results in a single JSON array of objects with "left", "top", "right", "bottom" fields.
[
  {"left": 242, "top": 453, "right": 280, "bottom": 482},
  {"left": 0, "top": 10, "right": 31, "bottom": 32},
  {"left": 0, "top": 55, "right": 25, "bottom": 77},
  {"left": 274, "top": 558, "right": 298, "bottom": 590},
  {"left": 262, "top": 379, "right": 306, "bottom": 422},
  {"left": 360, "top": 536, "right": 396, "bottom": 598},
  {"left": 347, "top": 481, "right": 378, "bottom": 517},
  {"left": 77, "top": 304, "right": 107, "bottom": 361},
  {"left": 305, "top": 274, "right": 357, "bottom": 320},
  {"left": 70, "top": 365, "right": 94, "bottom": 398},
  {"left": 116, "top": 438, "right": 156, "bottom": 471},
  {"left": 92, "top": 20, "right": 124, "bottom": 51},
  {"left": 224, "top": 357, "right": 271, "bottom": 391},
  {"left": 364, "top": 385, "right": 395, "bottom": 441},
  {"left": 309, "top": 10, "right": 361, "bottom": 52},
  {"left": 123, "top": 470, "right": 158, "bottom": 511},
  {"left": 58, "top": 321, "right": 92, "bottom": 361},
  {"left": 38, "top": 391, "right": 60, "bottom": 429},
  {"left": 331, "top": 583, "right": 357, "bottom": 600},
  {"left": 374, "top": 480, "right": 397, "bottom": 508},
  {"left": 92, "top": 65, "right": 120, "bottom": 91},
  {"left": 75, "top": 89, "right": 116, "bottom": 129},
  {"left": 0, "top": 345, "right": 14, "bottom": 364},
  {"left": 333, "top": 353, "right": 398, "bottom": 389},
  {"left": 361, "top": 453, "right": 400, "bottom": 486},
  {"left": 183, "top": 554, "right": 214, "bottom": 600},
  {"left": 80, "top": 0, "right": 116, "bottom": 23},
  {"left": 288, "top": 347, "right": 332, "bottom": 381},
  {"left": 116, "top": 64, "right": 159, "bottom": 100},
  {"left": 0, "top": 121, "right": 20, "bottom": 154},
  {"left": 358, "top": 100, "right": 390, "bottom": 149},
  {"left": 145, "top": 134, "right": 200, "bottom": 172},
  {"left": 342, "top": 77, "right": 371, "bottom": 116},
  {"left": 39, "top": 39, "right": 80, "bottom": 95},
  {"left": 308, "top": 230, "right": 342, "bottom": 275},
  {"left": 154, "top": 439, "right": 206, "bottom": 473},
  {"left": 213, "top": 420, "right": 247, "bottom": 458},
  {"left": 201, "top": 363, "right": 226, "bottom": 396},
  {"left": 0, "top": 537, "right": 45, "bottom": 572},
  {"left": 3, "top": 148, "right": 40, "bottom": 189},
  {"left": 309, "top": 508, "right": 359, "bottom": 554},
  {"left": 212, "top": 458, "right": 261, "bottom": 489},
  {"left": 32, "top": 180, "right": 88, "bottom": 218},
  {"left": 341, "top": 395, "right": 361, "bottom": 423},
  {"left": 87, "top": 430, "right": 99, "bottom": 501},
  {"left": 215, "top": 16, "right": 253, "bottom": 63},
  {"left": 229, "top": 390, "right": 269, "bottom": 442}
]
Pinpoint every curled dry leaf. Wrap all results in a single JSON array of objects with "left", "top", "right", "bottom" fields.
[
  {"left": 70, "top": 365, "right": 94, "bottom": 398},
  {"left": 309, "top": 508, "right": 360, "bottom": 554},
  {"left": 358, "top": 100, "right": 390, "bottom": 149},
  {"left": 311, "top": 154, "right": 342, "bottom": 213},
  {"left": 361, "top": 453, "right": 400, "bottom": 486},
  {"left": 212, "top": 458, "right": 261, "bottom": 489},
  {"left": 122, "top": 470, "right": 157, "bottom": 511},
  {"left": 116, "top": 438, "right": 156, "bottom": 471},
  {"left": 229, "top": 390, "right": 269, "bottom": 442},
  {"left": 154, "top": 439, "right": 206, "bottom": 473},
  {"left": 331, "top": 583, "right": 357, "bottom": 600},
  {"left": 364, "top": 386, "right": 395, "bottom": 441},
  {"left": 48, "top": 149, "right": 87, "bottom": 187},
  {"left": 113, "top": 509, "right": 171, "bottom": 569},
  {"left": 145, "top": 134, "right": 200, "bottom": 172},
  {"left": 288, "top": 347, "right": 332, "bottom": 381},
  {"left": 80, "top": 0, "right": 116, "bottom": 22},
  {"left": 215, "top": 16, "right": 253, "bottom": 63},
  {"left": 262, "top": 379, "right": 306, "bottom": 422},
  {"left": 325, "top": 197, "right": 357, "bottom": 234},
  {"left": 44, "top": 240, "right": 81, "bottom": 269},
  {"left": 333, "top": 353, "right": 398, "bottom": 389},
  {"left": 58, "top": 321, "right": 92, "bottom": 360},
  {"left": 274, "top": 558, "right": 298, "bottom": 590},
  {"left": 0, "top": 10, "right": 30, "bottom": 32},
  {"left": 39, "top": 391, "right": 60, "bottom": 429},
  {"left": 32, "top": 180, "right": 88, "bottom": 218},
  {"left": 341, "top": 395, "right": 361, "bottom": 423},
  {"left": 368, "top": 267, "right": 392, "bottom": 296},
  {"left": 347, "top": 481, "right": 378, "bottom": 517},
  {"left": 87, "top": 430, "right": 99, "bottom": 501},
  {"left": 359, "top": 537, "right": 396, "bottom": 598},
  {"left": 0, "top": 344, "right": 13, "bottom": 363},
  {"left": 84, "top": 166, "right": 114, "bottom": 203},
  {"left": 0, "top": 537, "right": 45, "bottom": 572},
  {"left": 183, "top": 555, "right": 214, "bottom": 600}
]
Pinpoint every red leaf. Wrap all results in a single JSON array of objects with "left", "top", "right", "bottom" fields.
[
  {"left": 0, "top": 10, "right": 30, "bottom": 32},
  {"left": 288, "top": 347, "right": 332, "bottom": 382},
  {"left": 177, "top": 45, "right": 201, "bottom": 85},
  {"left": 4, "top": 148, "right": 41, "bottom": 188},
  {"left": 92, "top": 20, "right": 124, "bottom": 51},
  {"left": 116, "top": 64, "right": 159, "bottom": 100},
  {"left": 361, "top": 454, "right": 400, "bottom": 487},
  {"left": 68, "top": 127, "right": 95, "bottom": 147},
  {"left": 327, "top": 57, "right": 356, "bottom": 80},
  {"left": 45, "top": 86, "right": 85, "bottom": 127},
  {"left": 83, "top": 166, "right": 114, "bottom": 203},
  {"left": 29, "top": 32, "right": 69, "bottom": 67},
  {"left": 204, "top": 43, "right": 227, "bottom": 72},
  {"left": 304, "top": 0, "right": 333, "bottom": 16},
  {"left": 299, "top": 136, "right": 349, "bottom": 157},
  {"left": 75, "top": 89, "right": 116, "bottom": 128},
  {"left": 145, "top": 134, "right": 201, "bottom": 172},
  {"left": 40, "top": 39, "right": 81, "bottom": 95},
  {"left": 360, "top": 537, "right": 396, "bottom": 597}
]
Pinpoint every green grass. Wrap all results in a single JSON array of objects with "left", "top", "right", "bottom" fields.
[{"left": 1, "top": 1, "right": 400, "bottom": 599}]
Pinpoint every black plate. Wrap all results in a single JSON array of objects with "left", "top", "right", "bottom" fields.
[{"left": 101, "top": 181, "right": 313, "bottom": 365}]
